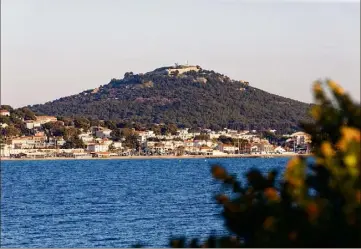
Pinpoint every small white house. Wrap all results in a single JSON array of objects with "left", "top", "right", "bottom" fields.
[
  {"left": 95, "top": 129, "right": 112, "bottom": 139},
  {"left": 219, "top": 144, "right": 238, "bottom": 154},
  {"left": 25, "top": 121, "right": 42, "bottom": 129},
  {"left": 87, "top": 143, "right": 109, "bottom": 153}
]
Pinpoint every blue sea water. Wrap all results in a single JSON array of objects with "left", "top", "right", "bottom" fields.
[{"left": 1, "top": 157, "right": 290, "bottom": 248}]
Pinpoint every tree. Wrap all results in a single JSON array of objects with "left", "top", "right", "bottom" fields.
[
  {"left": 0, "top": 105, "right": 13, "bottom": 111},
  {"left": 63, "top": 127, "right": 80, "bottom": 141},
  {"left": 217, "top": 135, "right": 234, "bottom": 145},
  {"left": 0, "top": 125, "right": 20, "bottom": 138},
  {"left": 0, "top": 116, "right": 11, "bottom": 125},
  {"left": 175, "top": 146, "right": 185, "bottom": 156},
  {"left": 90, "top": 119, "right": 102, "bottom": 127},
  {"left": 105, "top": 120, "right": 117, "bottom": 130},
  {"left": 110, "top": 128, "right": 123, "bottom": 142},
  {"left": 73, "top": 117, "right": 90, "bottom": 131},
  {"left": 151, "top": 125, "right": 161, "bottom": 135},
  {"left": 61, "top": 136, "right": 85, "bottom": 149},
  {"left": 160, "top": 80, "right": 361, "bottom": 248},
  {"left": 109, "top": 143, "right": 116, "bottom": 152},
  {"left": 194, "top": 134, "right": 210, "bottom": 140},
  {"left": 20, "top": 107, "right": 36, "bottom": 120},
  {"left": 62, "top": 117, "right": 73, "bottom": 127}
]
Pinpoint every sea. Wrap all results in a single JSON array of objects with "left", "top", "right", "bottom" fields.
[{"left": 1, "top": 157, "right": 291, "bottom": 248}]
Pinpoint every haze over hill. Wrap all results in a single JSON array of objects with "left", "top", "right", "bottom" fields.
[{"left": 29, "top": 65, "right": 312, "bottom": 133}]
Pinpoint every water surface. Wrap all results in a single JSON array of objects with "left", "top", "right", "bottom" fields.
[{"left": 1, "top": 157, "right": 290, "bottom": 247}]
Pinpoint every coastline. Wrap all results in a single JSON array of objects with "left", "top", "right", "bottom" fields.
[{"left": 0, "top": 153, "right": 312, "bottom": 161}]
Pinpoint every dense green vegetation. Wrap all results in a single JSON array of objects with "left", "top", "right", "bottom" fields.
[
  {"left": 160, "top": 80, "right": 360, "bottom": 248},
  {"left": 28, "top": 67, "right": 312, "bottom": 133}
]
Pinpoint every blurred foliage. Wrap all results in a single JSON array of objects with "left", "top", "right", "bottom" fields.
[{"left": 164, "top": 80, "right": 360, "bottom": 248}]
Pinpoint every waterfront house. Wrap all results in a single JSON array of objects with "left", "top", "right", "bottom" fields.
[
  {"left": 93, "top": 152, "right": 111, "bottom": 158},
  {"left": 0, "top": 144, "right": 11, "bottom": 157},
  {"left": 24, "top": 152, "right": 48, "bottom": 159},
  {"left": 185, "top": 146, "right": 199, "bottom": 155},
  {"left": 199, "top": 146, "right": 213, "bottom": 155},
  {"left": 291, "top": 131, "right": 312, "bottom": 146},
  {"left": 11, "top": 136, "right": 46, "bottom": 149},
  {"left": 218, "top": 144, "right": 238, "bottom": 154},
  {"left": 72, "top": 152, "right": 93, "bottom": 159},
  {"left": 87, "top": 143, "right": 109, "bottom": 153}
]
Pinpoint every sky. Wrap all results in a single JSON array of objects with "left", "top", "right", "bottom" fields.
[{"left": 1, "top": 0, "right": 360, "bottom": 108}]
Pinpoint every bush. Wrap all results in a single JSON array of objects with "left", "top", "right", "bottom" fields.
[{"left": 167, "top": 80, "right": 361, "bottom": 248}]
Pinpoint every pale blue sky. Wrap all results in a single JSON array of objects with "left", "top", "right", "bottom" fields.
[{"left": 1, "top": 0, "right": 360, "bottom": 107}]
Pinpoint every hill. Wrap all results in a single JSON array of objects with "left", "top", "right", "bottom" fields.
[{"left": 28, "top": 65, "right": 312, "bottom": 133}]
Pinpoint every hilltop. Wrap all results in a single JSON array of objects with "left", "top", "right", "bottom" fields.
[{"left": 28, "top": 65, "right": 312, "bottom": 133}]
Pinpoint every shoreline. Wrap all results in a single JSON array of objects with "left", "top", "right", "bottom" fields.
[{"left": 1, "top": 153, "right": 311, "bottom": 161}]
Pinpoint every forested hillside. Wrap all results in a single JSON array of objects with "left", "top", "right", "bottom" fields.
[{"left": 29, "top": 65, "right": 312, "bottom": 133}]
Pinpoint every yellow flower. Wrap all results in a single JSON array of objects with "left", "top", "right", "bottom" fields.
[
  {"left": 312, "top": 81, "right": 323, "bottom": 94},
  {"left": 264, "top": 187, "right": 279, "bottom": 201},
  {"left": 328, "top": 80, "right": 345, "bottom": 95},
  {"left": 321, "top": 141, "right": 334, "bottom": 157},
  {"left": 310, "top": 105, "right": 321, "bottom": 120},
  {"left": 341, "top": 126, "right": 360, "bottom": 142},
  {"left": 263, "top": 216, "right": 275, "bottom": 230},
  {"left": 344, "top": 154, "right": 357, "bottom": 168},
  {"left": 288, "top": 178, "right": 303, "bottom": 188},
  {"left": 337, "top": 126, "right": 360, "bottom": 151}
]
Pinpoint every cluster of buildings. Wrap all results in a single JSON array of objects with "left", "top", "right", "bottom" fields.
[{"left": 0, "top": 110, "right": 312, "bottom": 159}]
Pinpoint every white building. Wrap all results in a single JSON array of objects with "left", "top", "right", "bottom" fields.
[
  {"left": 0, "top": 144, "right": 11, "bottom": 157},
  {"left": 79, "top": 133, "right": 94, "bottom": 144},
  {"left": 87, "top": 143, "right": 109, "bottom": 153},
  {"left": 11, "top": 136, "right": 46, "bottom": 149},
  {"left": 218, "top": 144, "right": 238, "bottom": 154},
  {"left": 291, "top": 132, "right": 311, "bottom": 145},
  {"left": 25, "top": 120, "right": 42, "bottom": 129},
  {"left": 95, "top": 128, "right": 112, "bottom": 139}
]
